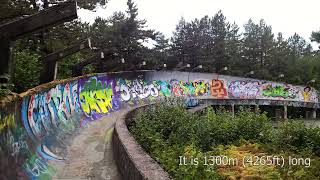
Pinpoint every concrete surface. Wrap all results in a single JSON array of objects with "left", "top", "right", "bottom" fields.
[
  {"left": 112, "top": 105, "right": 171, "bottom": 180},
  {"left": 50, "top": 111, "right": 123, "bottom": 180}
]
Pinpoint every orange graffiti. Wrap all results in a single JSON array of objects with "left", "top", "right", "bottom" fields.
[{"left": 211, "top": 80, "right": 228, "bottom": 98}]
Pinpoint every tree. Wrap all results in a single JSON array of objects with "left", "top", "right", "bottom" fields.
[
  {"left": 13, "top": 19, "right": 91, "bottom": 81},
  {"left": 171, "top": 17, "right": 191, "bottom": 66},
  {"left": 209, "top": 11, "right": 230, "bottom": 72},
  {"left": 288, "top": 33, "right": 312, "bottom": 59},
  {"left": 267, "top": 33, "right": 291, "bottom": 79},
  {"left": 0, "top": 0, "right": 35, "bottom": 24},
  {"left": 88, "top": 0, "right": 161, "bottom": 72},
  {"left": 13, "top": 49, "right": 41, "bottom": 92},
  {"left": 141, "top": 33, "right": 170, "bottom": 69},
  {"left": 242, "top": 19, "right": 275, "bottom": 79},
  {"left": 171, "top": 11, "right": 233, "bottom": 72},
  {"left": 0, "top": 0, "right": 108, "bottom": 25},
  {"left": 226, "top": 22, "right": 242, "bottom": 75},
  {"left": 0, "top": 0, "right": 105, "bottom": 96},
  {"left": 311, "top": 30, "right": 320, "bottom": 49}
]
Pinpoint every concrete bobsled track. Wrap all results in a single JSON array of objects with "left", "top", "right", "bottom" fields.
[{"left": 0, "top": 70, "right": 319, "bottom": 180}]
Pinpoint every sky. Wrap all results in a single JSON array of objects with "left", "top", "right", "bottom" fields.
[{"left": 78, "top": 0, "right": 320, "bottom": 50}]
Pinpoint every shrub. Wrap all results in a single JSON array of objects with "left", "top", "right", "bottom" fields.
[
  {"left": 271, "top": 120, "right": 320, "bottom": 156},
  {"left": 129, "top": 103, "right": 320, "bottom": 179}
]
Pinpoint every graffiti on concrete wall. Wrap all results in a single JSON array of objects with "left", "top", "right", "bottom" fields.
[
  {"left": 0, "top": 112, "right": 32, "bottom": 180},
  {"left": 261, "top": 83, "right": 297, "bottom": 99},
  {"left": 303, "top": 86, "right": 312, "bottom": 101},
  {"left": 155, "top": 80, "right": 171, "bottom": 97},
  {"left": 117, "top": 78, "right": 159, "bottom": 102},
  {"left": 23, "top": 154, "right": 56, "bottom": 180},
  {"left": 170, "top": 79, "right": 184, "bottom": 96},
  {"left": 0, "top": 113, "right": 15, "bottom": 132},
  {"left": 227, "top": 80, "right": 319, "bottom": 102},
  {"left": 228, "top": 80, "right": 261, "bottom": 99},
  {"left": 302, "top": 86, "right": 318, "bottom": 102},
  {"left": 78, "top": 77, "right": 119, "bottom": 119},
  {"left": 116, "top": 78, "right": 210, "bottom": 102},
  {"left": 22, "top": 82, "right": 81, "bottom": 142},
  {"left": 169, "top": 79, "right": 210, "bottom": 97},
  {"left": 185, "top": 97, "right": 199, "bottom": 107},
  {"left": 0, "top": 113, "right": 30, "bottom": 157},
  {"left": 8, "top": 126, "right": 30, "bottom": 157},
  {"left": 211, "top": 79, "right": 228, "bottom": 98},
  {"left": 192, "top": 80, "right": 210, "bottom": 96},
  {"left": 3, "top": 72, "right": 320, "bottom": 180}
]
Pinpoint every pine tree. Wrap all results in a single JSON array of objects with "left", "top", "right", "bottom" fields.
[
  {"left": 171, "top": 11, "right": 232, "bottom": 72},
  {"left": 288, "top": 33, "right": 312, "bottom": 59},
  {"left": 311, "top": 30, "right": 320, "bottom": 50},
  {"left": 209, "top": 10, "right": 229, "bottom": 72},
  {"left": 89, "top": 0, "right": 161, "bottom": 72},
  {"left": 242, "top": 19, "right": 275, "bottom": 79}
]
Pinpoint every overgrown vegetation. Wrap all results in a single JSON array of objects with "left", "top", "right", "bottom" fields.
[
  {"left": 129, "top": 102, "right": 320, "bottom": 179},
  {"left": 13, "top": 49, "right": 41, "bottom": 92}
]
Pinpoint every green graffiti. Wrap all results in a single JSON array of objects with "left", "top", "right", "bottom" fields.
[
  {"left": 8, "top": 125, "right": 31, "bottom": 157},
  {"left": 80, "top": 78, "right": 113, "bottom": 115},
  {"left": 180, "top": 81, "right": 192, "bottom": 95},
  {"left": 193, "top": 80, "right": 209, "bottom": 96},
  {"left": 155, "top": 81, "right": 171, "bottom": 97},
  {"left": 262, "top": 85, "right": 290, "bottom": 98},
  {"left": 24, "top": 155, "right": 56, "bottom": 180}
]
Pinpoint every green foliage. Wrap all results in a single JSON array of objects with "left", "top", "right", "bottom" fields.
[
  {"left": 286, "top": 54, "right": 320, "bottom": 87},
  {"left": 0, "top": 0, "right": 35, "bottom": 24},
  {"left": 129, "top": 104, "right": 272, "bottom": 179},
  {"left": 56, "top": 53, "right": 83, "bottom": 79},
  {"left": 13, "top": 49, "right": 41, "bottom": 92},
  {"left": 3, "top": 1, "right": 320, "bottom": 92},
  {"left": 129, "top": 102, "right": 224, "bottom": 179},
  {"left": 311, "top": 31, "right": 320, "bottom": 49},
  {"left": 88, "top": 0, "right": 168, "bottom": 72},
  {"left": 43, "top": 20, "right": 91, "bottom": 79},
  {"left": 129, "top": 103, "right": 320, "bottom": 179},
  {"left": 191, "top": 107, "right": 270, "bottom": 151},
  {"left": 170, "top": 11, "right": 318, "bottom": 87},
  {"left": 0, "top": 0, "right": 108, "bottom": 25},
  {"left": 0, "top": 74, "right": 14, "bottom": 98},
  {"left": 270, "top": 121, "right": 320, "bottom": 156},
  {"left": 171, "top": 11, "right": 232, "bottom": 72}
]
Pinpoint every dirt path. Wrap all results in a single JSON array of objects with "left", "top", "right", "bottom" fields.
[{"left": 50, "top": 110, "right": 126, "bottom": 180}]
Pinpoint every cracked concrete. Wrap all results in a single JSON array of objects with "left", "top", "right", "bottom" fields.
[{"left": 50, "top": 111, "right": 123, "bottom": 180}]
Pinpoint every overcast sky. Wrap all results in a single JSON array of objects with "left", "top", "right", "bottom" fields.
[{"left": 78, "top": 0, "right": 320, "bottom": 50}]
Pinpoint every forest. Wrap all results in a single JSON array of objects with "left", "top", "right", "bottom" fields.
[{"left": 1, "top": 0, "right": 320, "bottom": 96}]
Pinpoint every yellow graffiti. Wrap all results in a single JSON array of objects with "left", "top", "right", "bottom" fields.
[
  {"left": 193, "top": 80, "right": 209, "bottom": 96},
  {"left": 302, "top": 86, "right": 313, "bottom": 102},
  {"left": 303, "top": 92, "right": 311, "bottom": 102},
  {"left": 0, "top": 114, "right": 15, "bottom": 132},
  {"left": 80, "top": 87, "right": 113, "bottom": 114}
]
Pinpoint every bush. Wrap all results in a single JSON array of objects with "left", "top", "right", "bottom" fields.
[
  {"left": 13, "top": 50, "right": 41, "bottom": 92},
  {"left": 129, "top": 103, "right": 320, "bottom": 179},
  {"left": 271, "top": 121, "right": 320, "bottom": 156},
  {"left": 194, "top": 107, "right": 272, "bottom": 151}
]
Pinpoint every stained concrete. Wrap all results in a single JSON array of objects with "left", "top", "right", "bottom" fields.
[{"left": 50, "top": 111, "right": 124, "bottom": 180}]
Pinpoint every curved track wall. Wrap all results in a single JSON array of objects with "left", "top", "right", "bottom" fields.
[{"left": 0, "top": 70, "right": 319, "bottom": 179}]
